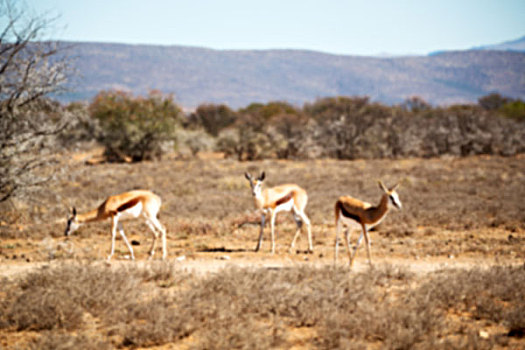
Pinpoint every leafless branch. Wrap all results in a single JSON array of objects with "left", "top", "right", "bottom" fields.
[{"left": 0, "top": 0, "right": 74, "bottom": 202}]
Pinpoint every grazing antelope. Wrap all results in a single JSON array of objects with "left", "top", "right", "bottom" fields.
[
  {"left": 334, "top": 181, "right": 402, "bottom": 267},
  {"left": 245, "top": 172, "right": 313, "bottom": 254},
  {"left": 64, "top": 190, "right": 167, "bottom": 260}
]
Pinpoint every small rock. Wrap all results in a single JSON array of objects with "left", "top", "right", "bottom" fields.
[
  {"left": 176, "top": 255, "right": 186, "bottom": 262},
  {"left": 479, "top": 330, "right": 489, "bottom": 339},
  {"left": 217, "top": 255, "right": 231, "bottom": 260}
]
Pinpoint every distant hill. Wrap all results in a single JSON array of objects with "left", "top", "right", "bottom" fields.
[
  {"left": 59, "top": 41, "right": 525, "bottom": 108},
  {"left": 474, "top": 35, "right": 525, "bottom": 52}
]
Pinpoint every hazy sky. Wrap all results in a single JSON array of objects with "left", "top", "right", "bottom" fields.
[{"left": 26, "top": 0, "right": 525, "bottom": 56}]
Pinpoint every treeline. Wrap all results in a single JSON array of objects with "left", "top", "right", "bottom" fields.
[{"left": 66, "top": 91, "right": 525, "bottom": 162}]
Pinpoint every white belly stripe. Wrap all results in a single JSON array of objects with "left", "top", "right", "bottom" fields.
[
  {"left": 119, "top": 202, "right": 143, "bottom": 219},
  {"left": 275, "top": 199, "right": 294, "bottom": 213}
]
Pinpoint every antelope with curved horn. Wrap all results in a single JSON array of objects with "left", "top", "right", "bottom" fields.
[
  {"left": 64, "top": 190, "right": 167, "bottom": 260},
  {"left": 334, "top": 181, "right": 402, "bottom": 267},
  {"left": 245, "top": 171, "right": 313, "bottom": 254}
]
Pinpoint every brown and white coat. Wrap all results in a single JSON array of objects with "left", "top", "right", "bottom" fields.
[
  {"left": 65, "top": 190, "right": 167, "bottom": 260},
  {"left": 334, "top": 181, "right": 402, "bottom": 267},
  {"left": 245, "top": 172, "right": 313, "bottom": 254}
]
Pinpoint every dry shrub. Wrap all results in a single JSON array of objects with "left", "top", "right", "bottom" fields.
[
  {"left": 419, "top": 265, "right": 525, "bottom": 345},
  {"left": 30, "top": 331, "right": 112, "bottom": 350},
  {"left": 2, "top": 261, "right": 524, "bottom": 349},
  {"left": 422, "top": 266, "right": 525, "bottom": 316},
  {"left": 114, "top": 265, "right": 417, "bottom": 348},
  {"left": 1, "top": 263, "right": 142, "bottom": 331},
  {"left": 6, "top": 286, "right": 84, "bottom": 331},
  {"left": 138, "top": 260, "right": 191, "bottom": 286},
  {"left": 194, "top": 318, "right": 284, "bottom": 350},
  {"left": 178, "top": 265, "right": 422, "bottom": 349},
  {"left": 215, "top": 97, "right": 525, "bottom": 160},
  {"left": 315, "top": 267, "right": 441, "bottom": 350},
  {"left": 0, "top": 262, "right": 192, "bottom": 348},
  {"left": 120, "top": 295, "right": 191, "bottom": 348}
]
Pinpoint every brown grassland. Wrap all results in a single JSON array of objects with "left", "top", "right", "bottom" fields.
[{"left": 1, "top": 152, "right": 524, "bottom": 349}]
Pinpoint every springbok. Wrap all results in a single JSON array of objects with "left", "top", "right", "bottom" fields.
[
  {"left": 334, "top": 181, "right": 402, "bottom": 267},
  {"left": 64, "top": 190, "right": 167, "bottom": 260},
  {"left": 245, "top": 171, "right": 313, "bottom": 254}
]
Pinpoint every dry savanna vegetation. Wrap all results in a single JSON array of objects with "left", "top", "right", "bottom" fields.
[
  {"left": 1, "top": 154, "right": 524, "bottom": 349},
  {"left": 1, "top": 2, "right": 524, "bottom": 348}
]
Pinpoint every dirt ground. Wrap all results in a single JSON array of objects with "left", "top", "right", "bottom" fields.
[{"left": 0, "top": 225, "right": 521, "bottom": 280}]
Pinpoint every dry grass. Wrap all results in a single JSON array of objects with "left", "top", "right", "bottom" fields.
[
  {"left": 1, "top": 263, "right": 524, "bottom": 349},
  {"left": 3, "top": 156, "right": 525, "bottom": 230}
]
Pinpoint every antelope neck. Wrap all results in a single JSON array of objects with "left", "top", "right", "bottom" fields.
[
  {"left": 253, "top": 190, "right": 265, "bottom": 210},
  {"left": 77, "top": 208, "right": 103, "bottom": 223},
  {"left": 369, "top": 194, "right": 390, "bottom": 222}
]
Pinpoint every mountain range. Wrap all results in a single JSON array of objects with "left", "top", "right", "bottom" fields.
[
  {"left": 60, "top": 36, "right": 525, "bottom": 108},
  {"left": 474, "top": 35, "right": 525, "bottom": 52}
]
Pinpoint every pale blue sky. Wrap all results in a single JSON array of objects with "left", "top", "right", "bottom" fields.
[{"left": 26, "top": 0, "right": 525, "bottom": 56}]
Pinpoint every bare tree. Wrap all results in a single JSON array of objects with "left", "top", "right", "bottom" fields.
[{"left": 0, "top": 0, "right": 74, "bottom": 202}]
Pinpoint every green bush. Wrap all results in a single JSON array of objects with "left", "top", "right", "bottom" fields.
[
  {"left": 188, "top": 104, "right": 237, "bottom": 136},
  {"left": 500, "top": 100, "right": 525, "bottom": 122},
  {"left": 89, "top": 90, "right": 181, "bottom": 162}
]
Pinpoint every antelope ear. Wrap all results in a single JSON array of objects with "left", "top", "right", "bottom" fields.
[
  {"left": 378, "top": 180, "right": 389, "bottom": 193},
  {"left": 259, "top": 171, "right": 266, "bottom": 181},
  {"left": 72, "top": 207, "right": 77, "bottom": 216},
  {"left": 244, "top": 172, "right": 252, "bottom": 181}
]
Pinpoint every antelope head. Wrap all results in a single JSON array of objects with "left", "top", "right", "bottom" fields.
[
  {"left": 378, "top": 181, "right": 402, "bottom": 210},
  {"left": 245, "top": 171, "right": 265, "bottom": 197},
  {"left": 64, "top": 207, "right": 80, "bottom": 236}
]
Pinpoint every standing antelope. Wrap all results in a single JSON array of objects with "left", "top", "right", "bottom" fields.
[
  {"left": 334, "top": 181, "right": 402, "bottom": 267},
  {"left": 245, "top": 171, "right": 313, "bottom": 254},
  {"left": 64, "top": 190, "right": 167, "bottom": 260}
]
